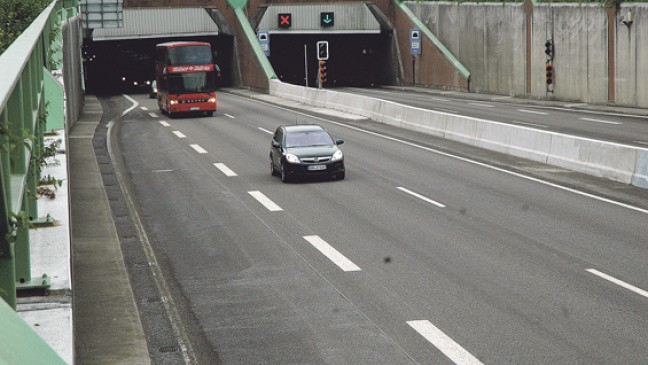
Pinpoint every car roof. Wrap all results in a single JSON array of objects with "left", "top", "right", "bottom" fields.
[{"left": 282, "top": 124, "right": 326, "bottom": 133}]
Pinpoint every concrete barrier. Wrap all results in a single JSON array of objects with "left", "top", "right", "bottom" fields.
[{"left": 270, "top": 80, "right": 648, "bottom": 189}]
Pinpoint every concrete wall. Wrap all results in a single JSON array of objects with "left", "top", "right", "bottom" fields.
[
  {"left": 616, "top": 4, "right": 648, "bottom": 107},
  {"left": 408, "top": 2, "right": 525, "bottom": 94},
  {"left": 62, "top": 15, "right": 84, "bottom": 131},
  {"left": 407, "top": 1, "right": 648, "bottom": 108}
]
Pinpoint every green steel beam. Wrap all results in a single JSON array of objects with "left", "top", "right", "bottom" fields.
[
  {"left": 0, "top": 298, "right": 67, "bottom": 365},
  {"left": 226, "top": 0, "right": 277, "bottom": 80},
  {"left": 396, "top": 0, "right": 471, "bottom": 82}
]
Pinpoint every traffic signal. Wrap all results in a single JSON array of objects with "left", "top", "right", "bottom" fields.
[
  {"left": 317, "top": 41, "right": 329, "bottom": 61},
  {"left": 544, "top": 39, "right": 554, "bottom": 61},
  {"left": 278, "top": 13, "right": 292, "bottom": 29},
  {"left": 318, "top": 60, "right": 328, "bottom": 85},
  {"left": 545, "top": 62, "right": 554, "bottom": 85}
]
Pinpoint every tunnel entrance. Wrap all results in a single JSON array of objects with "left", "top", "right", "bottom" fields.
[
  {"left": 83, "top": 35, "right": 234, "bottom": 95},
  {"left": 268, "top": 32, "right": 393, "bottom": 88}
]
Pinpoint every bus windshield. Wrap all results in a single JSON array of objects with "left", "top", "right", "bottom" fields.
[
  {"left": 166, "top": 72, "right": 215, "bottom": 94},
  {"left": 168, "top": 46, "right": 212, "bottom": 66}
]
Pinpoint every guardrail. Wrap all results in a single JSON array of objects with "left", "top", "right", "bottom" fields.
[{"left": 0, "top": 0, "right": 70, "bottom": 310}]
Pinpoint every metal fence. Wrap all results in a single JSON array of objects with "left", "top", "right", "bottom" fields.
[{"left": 0, "top": 0, "right": 74, "bottom": 310}]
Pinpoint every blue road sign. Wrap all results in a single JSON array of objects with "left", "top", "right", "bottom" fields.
[
  {"left": 258, "top": 31, "right": 270, "bottom": 56},
  {"left": 410, "top": 29, "right": 421, "bottom": 56}
]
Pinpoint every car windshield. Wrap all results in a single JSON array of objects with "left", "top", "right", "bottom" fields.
[{"left": 285, "top": 130, "right": 334, "bottom": 148}]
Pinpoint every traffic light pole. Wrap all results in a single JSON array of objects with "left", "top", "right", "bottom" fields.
[{"left": 304, "top": 44, "right": 309, "bottom": 88}]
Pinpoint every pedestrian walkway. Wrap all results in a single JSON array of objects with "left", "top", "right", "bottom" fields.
[{"left": 67, "top": 95, "right": 150, "bottom": 364}]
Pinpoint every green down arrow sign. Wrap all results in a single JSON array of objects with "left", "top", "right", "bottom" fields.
[{"left": 321, "top": 12, "right": 334, "bottom": 27}]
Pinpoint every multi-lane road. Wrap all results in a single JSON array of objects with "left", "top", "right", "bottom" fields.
[{"left": 103, "top": 90, "right": 647, "bottom": 364}]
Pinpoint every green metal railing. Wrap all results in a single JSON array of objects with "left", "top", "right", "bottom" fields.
[{"left": 0, "top": 0, "right": 72, "bottom": 310}]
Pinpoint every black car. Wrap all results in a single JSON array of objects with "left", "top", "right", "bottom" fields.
[{"left": 270, "top": 124, "right": 345, "bottom": 182}]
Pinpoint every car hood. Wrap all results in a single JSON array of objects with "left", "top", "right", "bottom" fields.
[{"left": 286, "top": 145, "right": 338, "bottom": 157}]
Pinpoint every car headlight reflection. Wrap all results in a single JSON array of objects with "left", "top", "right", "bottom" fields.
[
  {"left": 331, "top": 150, "right": 343, "bottom": 162},
  {"left": 285, "top": 154, "right": 300, "bottom": 164}
]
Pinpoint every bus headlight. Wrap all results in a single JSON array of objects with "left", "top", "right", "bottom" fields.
[
  {"left": 209, "top": 97, "right": 216, "bottom": 103},
  {"left": 170, "top": 100, "right": 179, "bottom": 105}
]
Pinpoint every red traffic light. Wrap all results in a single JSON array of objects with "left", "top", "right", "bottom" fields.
[{"left": 545, "top": 63, "right": 554, "bottom": 85}]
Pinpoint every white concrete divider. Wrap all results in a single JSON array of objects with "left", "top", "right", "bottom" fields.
[{"left": 269, "top": 80, "right": 648, "bottom": 189}]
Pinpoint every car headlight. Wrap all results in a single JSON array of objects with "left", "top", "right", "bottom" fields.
[
  {"left": 331, "top": 150, "right": 344, "bottom": 162},
  {"left": 285, "top": 154, "right": 300, "bottom": 164}
]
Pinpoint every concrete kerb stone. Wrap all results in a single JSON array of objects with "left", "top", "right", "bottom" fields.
[{"left": 267, "top": 80, "right": 648, "bottom": 188}]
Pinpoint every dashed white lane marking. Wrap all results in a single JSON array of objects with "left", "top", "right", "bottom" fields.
[
  {"left": 586, "top": 269, "right": 648, "bottom": 299},
  {"left": 189, "top": 144, "right": 208, "bottom": 154},
  {"left": 579, "top": 117, "right": 622, "bottom": 125},
  {"left": 468, "top": 102, "right": 495, "bottom": 108},
  {"left": 397, "top": 187, "right": 446, "bottom": 208},
  {"left": 517, "top": 109, "right": 548, "bottom": 115},
  {"left": 213, "top": 163, "right": 238, "bottom": 177},
  {"left": 172, "top": 131, "right": 186, "bottom": 139},
  {"left": 258, "top": 127, "right": 273, "bottom": 134},
  {"left": 303, "top": 235, "right": 361, "bottom": 272},
  {"left": 152, "top": 169, "right": 173, "bottom": 173},
  {"left": 140, "top": 106, "right": 148, "bottom": 111},
  {"left": 435, "top": 108, "right": 459, "bottom": 114},
  {"left": 511, "top": 120, "right": 549, "bottom": 129},
  {"left": 159, "top": 121, "right": 170, "bottom": 127},
  {"left": 248, "top": 191, "right": 283, "bottom": 211},
  {"left": 635, "top": 141, "right": 648, "bottom": 146},
  {"left": 432, "top": 97, "right": 451, "bottom": 102},
  {"left": 224, "top": 113, "right": 235, "bottom": 119},
  {"left": 148, "top": 112, "right": 158, "bottom": 118},
  {"left": 407, "top": 320, "right": 484, "bottom": 365}
]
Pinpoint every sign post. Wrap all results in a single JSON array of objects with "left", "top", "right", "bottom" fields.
[{"left": 410, "top": 29, "right": 421, "bottom": 85}]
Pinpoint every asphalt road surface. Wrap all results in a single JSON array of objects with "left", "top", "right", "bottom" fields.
[{"left": 104, "top": 91, "right": 648, "bottom": 365}]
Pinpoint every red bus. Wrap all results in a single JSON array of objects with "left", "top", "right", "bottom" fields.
[{"left": 155, "top": 41, "right": 217, "bottom": 117}]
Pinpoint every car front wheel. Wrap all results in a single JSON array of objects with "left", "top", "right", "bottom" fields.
[
  {"left": 280, "top": 163, "right": 290, "bottom": 183},
  {"left": 270, "top": 161, "right": 278, "bottom": 176}
]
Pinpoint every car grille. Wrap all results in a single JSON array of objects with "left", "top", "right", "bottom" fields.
[{"left": 300, "top": 156, "right": 331, "bottom": 164}]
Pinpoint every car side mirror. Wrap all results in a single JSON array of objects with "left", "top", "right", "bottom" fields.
[
  {"left": 335, "top": 139, "right": 344, "bottom": 145},
  {"left": 272, "top": 140, "right": 281, "bottom": 148}
]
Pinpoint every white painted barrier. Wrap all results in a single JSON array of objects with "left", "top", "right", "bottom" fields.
[{"left": 269, "top": 80, "right": 648, "bottom": 188}]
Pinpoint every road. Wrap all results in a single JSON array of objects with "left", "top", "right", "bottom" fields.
[
  {"left": 338, "top": 87, "right": 648, "bottom": 148},
  {"left": 104, "top": 91, "right": 648, "bottom": 364}
]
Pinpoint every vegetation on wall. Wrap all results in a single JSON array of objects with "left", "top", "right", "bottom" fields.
[{"left": 0, "top": 0, "right": 51, "bottom": 54}]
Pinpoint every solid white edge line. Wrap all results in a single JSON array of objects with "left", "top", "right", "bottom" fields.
[
  {"left": 586, "top": 269, "right": 648, "bottom": 299},
  {"left": 148, "top": 112, "right": 158, "bottom": 118},
  {"left": 172, "top": 131, "right": 186, "bottom": 139},
  {"left": 236, "top": 94, "right": 648, "bottom": 215},
  {"left": 159, "top": 121, "right": 170, "bottom": 127},
  {"left": 189, "top": 144, "right": 208, "bottom": 154},
  {"left": 115, "top": 94, "right": 195, "bottom": 364},
  {"left": 258, "top": 127, "right": 273, "bottom": 134},
  {"left": 517, "top": 108, "right": 548, "bottom": 115},
  {"left": 213, "top": 163, "right": 238, "bottom": 177},
  {"left": 303, "top": 235, "right": 361, "bottom": 272},
  {"left": 248, "top": 190, "right": 283, "bottom": 211},
  {"left": 579, "top": 117, "right": 622, "bottom": 125},
  {"left": 397, "top": 187, "right": 446, "bottom": 208},
  {"left": 407, "top": 320, "right": 483, "bottom": 365}
]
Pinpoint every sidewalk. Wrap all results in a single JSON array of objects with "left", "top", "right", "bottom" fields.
[{"left": 17, "top": 95, "right": 151, "bottom": 364}]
